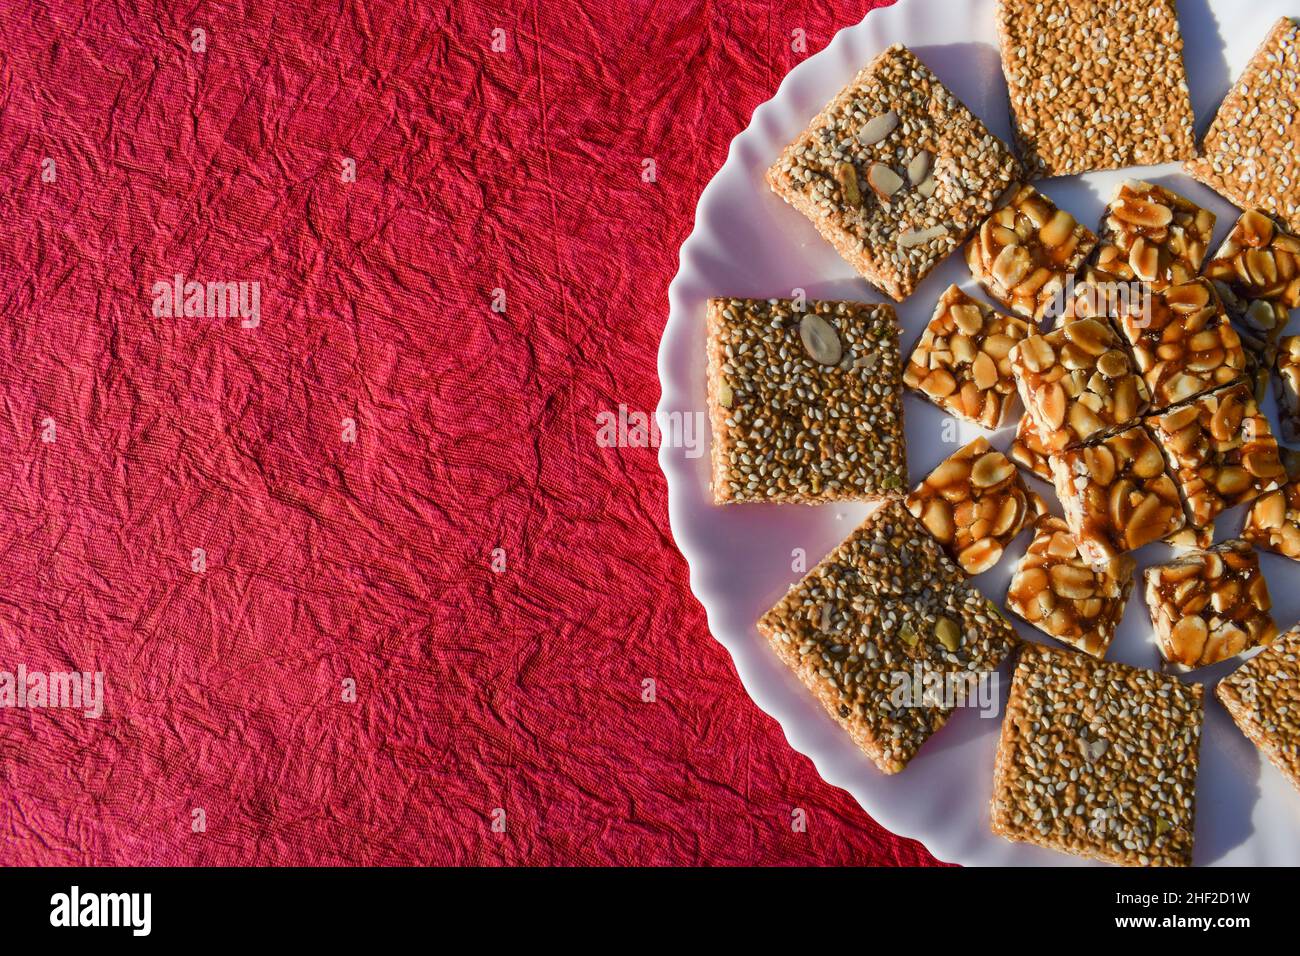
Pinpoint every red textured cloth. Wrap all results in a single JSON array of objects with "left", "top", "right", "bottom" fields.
[{"left": 0, "top": 0, "right": 939, "bottom": 865}]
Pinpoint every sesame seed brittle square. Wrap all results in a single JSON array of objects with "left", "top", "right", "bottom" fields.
[
  {"left": 1145, "top": 382, "right": 1285, "bottom": 529},
  {"left": 991, "top": 643, "right": 1203, "bottom": 867},
  {"left": 706, "top": 297, "right": 907, "bottom": 505},
  {"left": 758, "top": 499, "right": 1020, "bottom": 775},
  {"left": 1009, "top": 317, "right": 1150, "bottom": 453},
  {"left": 964, "top": 184, "right": 1097, "bottom": 322},
  {"left": 1089, "top": 180, "right": 1216, "bottom": 293},
  {"left": 904, "top": 437, "right": 1041, "bottom": 576},
  {"left": 1049, "top": 425, "right": 1186, "bottom": 568},
  {"left": 1186, "top": 18, "right": 1300, "bottom": 237},
  {"left": 766, "top": 44, "right": 1021, "bottom": 302},
  {"left": 1203, "top": 210, "right": 1300, "bottom": 358},
  {"left": 1217, "top": 623, "right": 1300, "bottom": 796},
  {"left": 994, "top": 0, "right": 1197, "bottom": 179},
  {"left": 1143, "top": 539, "right": 1278, "bottom": 670},
  {"left": 1005, "top": 515, "right": 1135, "bottom": 659},
  {"left": 902, "top": 285, "right": 1033, "bottom": 428}
]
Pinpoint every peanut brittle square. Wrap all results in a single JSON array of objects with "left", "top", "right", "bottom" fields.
[
  {"left": 1186, "top": 18, "right": 1300, "bottom": 236},
  {"left": 706, "top": 297, "right": 907, "bottom": 504},
  {"left": 1242, "top": 481, "right": 1300, "bottom": 560},
  {"left": 991, "top": 643, "right": 1203, "bottom": 867},
  {"left": 1008, "top": 414, "right": 1052, "bottom": 482},
  {"left": 1273, "top": 335, "right": 1300, "bottom": 442},
  {"left": 994, "top": 0, "right": 1197, "bottom": 179},
  {"left": 1143, "top": 539, "right": 1277, "bottom": 669},
  {"left": 902, "top": 285, "right": 1032, "bottom": 428},
  {"left": 1010, "top": 317, "right": 1149, "bottom": 452},
  {"left": 1217, "top": 623, "right": 1300, "bottom": 796},
  {"left": 758, "top": 499, "right": 1019, "bottom": 774},
  {"left": 1049, "top": 426, "right": 1186, "bottom": 567},
  {"left": 1089, "top": 180, "right": 1215, "bottom": 292},
  {"left": 963, "top": 184, "right": 1096, "bottom": 322},
  {"left": 1106, "top": 278, "right": 1247, "bottom": 411},
  {"left": 1145, "top": 382, "right": 1285, "bottom": 529},
  {"left": 1204, "top": 210, "right": 1300, "bottom": 358},
  {"left": 766, "top": 44, "right": 1021, "bottom": 301},
  {"left": 1005, "top": 515, "right": 1136, "bottom": 657},
  {"left": 904, "top": 437, "right": 1039, "bottom": 575}
]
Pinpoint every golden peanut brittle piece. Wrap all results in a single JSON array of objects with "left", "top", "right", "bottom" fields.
[
  {"left": 1145, "top": 382, "right": 1285, "bottom": 529},
  {"left": 964, "top": 184, "right": 1097, "bottom": 321},
  {"left": 903, "top": 285, "right": 1033, "bottom": 428},
  {"left": 1090, "top": 180, "right": 1215, "bottom": 292},
  {"left": 1010, "top": 317, "right": 1149, "bottom": 452},
  {"left": 1204, "top": 210, "right": 1300, "bottom": 357},
  {"left": 1242, "top": 481, "right": 1300, "bottom": 560},
  {"left": 1143, "top": 539, "right": 1277, "bottom": 669},
  {"left": 1008, "top": 414, "right": 1052, "bottom": 482},
  {"left": 905, "top": 437, "right": 1039, "bottom": 575},
  {"left": 991, "top": 643, "right": 1202, "bottom": 867},
  {"left": 1049, "top": 426, "right": 1185, "bottom": 567},
  {"left": 1273, "top": 335, "right": 1300, "bottom": 442},
  {"left": 1006, "top": 515, "right": 1136, "bottom": 657}
]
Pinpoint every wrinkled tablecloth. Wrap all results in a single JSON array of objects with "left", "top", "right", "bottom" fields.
[{"left": 0, "top": 0, "right": 939, "bottom": 864}]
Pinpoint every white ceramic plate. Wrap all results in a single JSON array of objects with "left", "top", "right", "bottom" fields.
[{"left": 659, "top": 0, "right": 1300, "bottom": 865}]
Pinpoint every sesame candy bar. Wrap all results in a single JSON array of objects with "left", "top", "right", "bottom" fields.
[
  {"left": 1241, "top": 481, "right": 1300, "bottom": 560},
  {"left": 1006, "top": 515, "right": 1136, "bottom": 657},
  {"left": 1107, "top": 278, "right": 1248, "bottom": 411},
  {"left": 902, "top": 285, "right": 1032, "bottom": 428},
  {"left": 964, "top": 185, "right": 1097, "bottom": 322},
  {"left": 1145, "top": 382, "right": 1285, "bottom": 529},
  {"left": 1049, "top": 425, "right": 1186, "bottom": 567},
  {"left": 991, "top": 643, "right": 1202, "bottom": 867},
  {"left": 904, "top": 437, "right": 1038, "bottom": 575},
  {"left": 1274, "top": 335, "right": 1300, "bottom": 442},
  {"left": 994, "top": 0, "right": 1196, "bottom": 179},
  {"left": 766, "top": 44, "right": 1021, "bottom": 301},
  {"left": 1217, "top": 623, "right": 1300, "bottom": 796},
  {"left": 757, "top": 499, "right": 1019, "bottom": 774},
  {"left": 1089, "top": 180, "right": 1215, "bottom": 292},
  {"left": 1143, "top": 539, "right": 1277, "bottom": 669},
  {"left": 1008, "top": 414, "right": 1052, "bottom": 482},
  {"left": 1010, "top": 318, "right": 1149, "bottom": 452},
  {"left": 706, "top": 297, "right": 907, "bottom": 504},
  {"left": 1203, "top": 210, "right": 1300, "bottom": 357},
  {"left": 1186, "top": 18, "right": 1300, "bottom": 236}
]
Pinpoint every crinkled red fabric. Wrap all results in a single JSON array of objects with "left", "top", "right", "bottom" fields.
[{"left": 0, "top": 0, "right": 940, "bottom": 865}]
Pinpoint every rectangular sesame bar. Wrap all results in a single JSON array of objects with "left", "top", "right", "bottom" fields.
[
  {"left": 1203, "top": 210, "right": 1300, "bottom": 358},
  {"left": 904, "top": 437, "right": 1040, "bottom": 575},
  {"left": 902, "top": 285, "right": 1032, "bottom": 428},
  {"left": 1089, "top": 180, "right": 1215, "bottom": 292},
  {"left": 1241, "top": 481, "right": 1300, "bottom": 560},
  {"left": 1009, "top": 317, "right": 1149, "bottom": 452},
  {"left": 1143, "top": 539, "right": 1278, "bottom": 669},
  {"left": 1008, "top": 414, "right": 1052, "bottom": 482},
  {"left": 1103, "top": 278, "right": 1247, "bottom": 411},
  {"left": 1005, "top": 515, "right": 1136, "bottom": 658},
  {"left": 991, "top": 643, "right": 1203, "bottom": 867},
  {"left": 1049, "top": 425, "right": 1186, "bottom": 567},
  {"left": 1186, "top": 18, "right": 1300, "bottom": 235},
  {"left": 766, "top": 44, "right": 1021, "bottom": 301},
  {"left": 706, "top": 297, "right": 907, "bottom": 504},
  {"left": 1144, "top": 382, "right": 1285, "bottom": 529},
  {"left": 964, "top": 184, "right": 1097, "bottom": 321},
  {"left": 994, "top": 0, "right": 1197, "bottom": 179},
  {"left": 1274, "top": 336, "right": 1300, "bottom": 442},
  {"left": 1216, "top": 623, "right": 1300, "bottom": 795},
  {"left": 757, "top": 499, "right": 1019, "bottom": 774}
]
